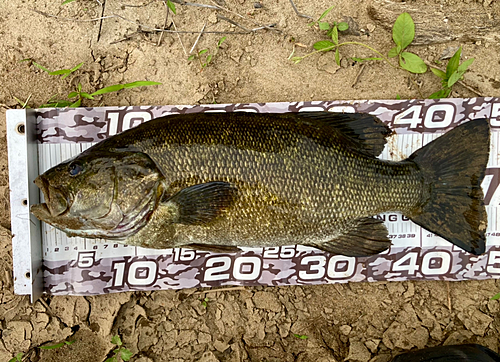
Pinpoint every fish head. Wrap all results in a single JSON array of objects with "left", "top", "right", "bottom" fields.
[{"left": 31, "top": 150, "right": 164, "bottom": 239}]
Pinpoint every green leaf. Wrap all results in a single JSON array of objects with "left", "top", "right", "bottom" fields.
[
  {"left": 206, "top": 54, "right": 213, "bottom": 64},
  {"left": 319, "top": 22, "right": 330, "bottom": 31},
  {"left": 69, "top": 98, "right": 82, "bottom": 107},
  {"left": 313, "top": 40, "right": 335, "bottom": 51},
  {"left": 331, "top": 26, "right": 338, "bottom": 45},
  {"left": 80, "top": 92, "right": 94, "bottom": 100},
  {"left": 70, "top": 62, "right": 84, "bottom": 72},
  {"left": 166, "top": 0, "right": 176, "bottom": 14},
  {"left": 291, "top": 56, "right": 303, "bottom": 64},
  {"left": 62, "top": 0, "right": 77, "bottom": 4},
  {"left": 188, "top": 55, "right": 196, "bottom": 61},
  {"left": 120, "top": 348, "right": 133, "bottom": 361},
  {"left": 492, "top": 292, "right": 500, "bottom": 300},
  {"left": 335, "top": 48, "right": 340, "bottom": 65},
  {"left": 448, "top": 70, "right": 464, "bottom": 87},
  {"left": 90, "top": 81, "right": 160, "bottom": 96},
  {"left": 293, "top": 334, "right": 309, "bottom": 340},
  {"left": 399, "top": 52, "right": 427, "bottom": 73},
  {"left": 49, "top": 69, "right": 71, "bottom": 76},
  {"left": 388, "top": 46, "right": 399, "bottom": 58},
  {"left": 65, "top": 340, "right": 76, "bottom": 345},
  {"left": 396, "top": 94, "right": 401, "bottom": 100},
  {"left": 199, "top": 49, "right": 208, "bottom": 55},
  {"left": 123, "top": 81, "right": 162, "bottom": 89},
  {"left": 111, "top": 335, "right": 122, "bottom": 346},
  {"left": 92, "top": 84, "right": 124, "bottom": 95},
  {"left": 337, "top": 22, "right": 349, "bottom": 31},
  {"left": 457, "top": 57, "right": 474, "bottom": 73},
  {"left": 40, "top": 342, "right": 66, "bottom": 349},
  {"left": 104, "top": 357, "right": 117, "bottom": 362},
  {"left": 392, "top": 13, "right": 415, "bottom": 50},
  {"left": 9, "top": 352, "right": 24, "bottom": 362},
  {"left": 446, "top": 46, "right": 462, "bottom": 78},
  {"left": 217, "top": 36, "right": 227, "bottom": 47},
  {"left": 68, "top": 91, "right": 78, "bottom": 98},
  {"left": 32, "top": 61, "right": 51, "bottom": 73},
  {"left": 430, "top": 67, "right": 447, "bottom": 79},
  {"left": 318, "top": 5, "right": 334, "bottom": 22},
  {"left": 428, "top": 88, "right": 451, "bottom": 99}
]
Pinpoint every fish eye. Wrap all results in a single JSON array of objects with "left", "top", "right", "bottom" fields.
[{"left": 68, "top": 162, "right": 84, "bottom": 177}]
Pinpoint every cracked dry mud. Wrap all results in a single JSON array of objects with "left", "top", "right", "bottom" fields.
[{"left": 1, "top": 0, "right": 500, "bottom": 361}]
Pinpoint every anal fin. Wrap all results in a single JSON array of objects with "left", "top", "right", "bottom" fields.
[
  {"left": 184, "top": 243, "right": 242, "bottom": 253},
  {"left": 312, "top": 217, "right": 391, "bottom": 257}
]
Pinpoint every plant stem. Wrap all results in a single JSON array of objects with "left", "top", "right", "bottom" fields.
[{"left": 337, "top": 41, "right": 397, "bottom": 69}]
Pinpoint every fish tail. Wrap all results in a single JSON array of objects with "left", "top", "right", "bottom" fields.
[{"left": 408, "top": 118, "right": 490, "bottom": 255}]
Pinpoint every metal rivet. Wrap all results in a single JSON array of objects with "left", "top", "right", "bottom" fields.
[
  {"left": 25, "top": 271, "right": 31, "bottom": 279},
  {"left": 16, "top": 123, "right": 25, "bottom": 135},
  {"left": 22, "top": 199, "right": 28, "bottom": 206}
]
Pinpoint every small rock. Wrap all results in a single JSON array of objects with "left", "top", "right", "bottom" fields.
[
  {"left": 208, "top": 12, "right": 218, "bottom": 24},
  {"left": 488, "top": 299, "right": 499, "bottom": 313},
  {"left": 440, "top": 46, "right": 460, "bottom": 60},
  {"left": 253, "top": 2, "right": 262, "bottom": 8},
  {"left": 403, "top": 282, "right": 415, "bottom": 298},
  {"left": 253, "top": 291, "right": 281, "bottom": 312},
  {"left": 198, "top": 332, "right": 212, "bottom": 344},
  {"left": 214, "top": 340, "right": 230, "bottom": 352},
  {"left": 366, "top": 23, "right": 376, "bottom": 33},
  {"left": 346, "top": 339, "right": 372, "bottom": 362},
  {"left": 199, "top": 351, "right": 220, "bottom": 362},
  {"left": 365, "top": 339, "right": 380, "bottom": 353},
  {"left": 443, "top": 330, "right": 474, "bottom": 345},
  {"left": 458, "top": 308, "right": 493, "bottom": 336},
  {"left": 340, "top": 325, "right": 352, "bottom": 336}
]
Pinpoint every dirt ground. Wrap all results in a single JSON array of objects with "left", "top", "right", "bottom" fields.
[{"left": 1, "top": 0, "right": 500, "bottom": 361}]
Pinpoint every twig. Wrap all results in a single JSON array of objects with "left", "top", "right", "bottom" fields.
[
  {"left": 288, "top": 0, "right": 313, "bottom": 19},
  {"left": 210, "top": 0, "right": 280, "bottom": 32},
  {"left": 190, "top": 22, "right": 207, "bottom": 53},
  {"left": 121, "top": 0, "right": 156, "bottom": 7},
  {"left": 109, "top": 30, "right": 142, "bottom": 44},
  {"left": 457, "top": 80, "right": 483, "bottom": 96},
  {"left": 352, "top": 63, "right": 366, "bottom": 87},
  {"left": 446, "top": 281, "right": 452, "bottom": 311},
  {"left": 97, "top": 0, "right": 106, "bottom": 42},
  {"left": 32, "top": 9, "right": 252, "bottom": 34},
  {"left": 193, "top": 286, "right": 246, "bottom": 294},
  {"left": 217, "top": 14, "right": 251, "bottom": 32},
  {"left": 172, "top": 19, "right": 188, "bottom": 56},
  {"left": 158, "top": 0, "right": 169, "bottom": 46}
]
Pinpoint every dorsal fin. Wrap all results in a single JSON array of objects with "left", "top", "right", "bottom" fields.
[{"left": 298, "top": 112, "right": 392, "bottom": 157}]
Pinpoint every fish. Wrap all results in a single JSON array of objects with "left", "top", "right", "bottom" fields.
[
  {"left": 30, "top": 112, "right": 490, "bottom": 256},
  {"left": 391, "top": 344, "right": 500, "bottom": 362}
]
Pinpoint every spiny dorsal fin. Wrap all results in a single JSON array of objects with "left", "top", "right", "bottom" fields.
[
  {"left": 298, "top": 112, "right": 392, "bottom": 157},
  {"left": 311, "top": 217, "right": 391, "bottom": 257}
]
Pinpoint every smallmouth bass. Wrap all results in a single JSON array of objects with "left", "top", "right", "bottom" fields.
[{"left": 31, "top": 112, "right": 490, "bottom": 256}]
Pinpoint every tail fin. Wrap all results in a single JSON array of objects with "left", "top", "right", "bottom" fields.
[{"left": 408, "top": 119, "right": 490, "bottom": 255}]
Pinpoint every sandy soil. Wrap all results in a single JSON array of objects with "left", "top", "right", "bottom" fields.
[{"left": 1, "top": 0, "right": 500, "bottom": 361}]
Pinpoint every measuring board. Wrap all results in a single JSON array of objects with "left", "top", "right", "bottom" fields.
[{"left": 7, "top": 98, "right": 500, "bottom": 301}]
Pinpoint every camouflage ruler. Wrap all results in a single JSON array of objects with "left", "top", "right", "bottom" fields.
[{"left": 9, "top": 98, "right": 500, "bottom": 296}]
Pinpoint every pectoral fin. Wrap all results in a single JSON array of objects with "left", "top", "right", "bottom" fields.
[
  {"left": 164, "top": 181, "right": 237, "bottom": 225},
  {"left": 312, "top": 217, "right": 391, "bottom": 257}
]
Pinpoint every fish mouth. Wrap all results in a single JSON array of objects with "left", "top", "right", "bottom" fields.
[{"left": 33, "top": 175, "right": 69, "bottom": 217}]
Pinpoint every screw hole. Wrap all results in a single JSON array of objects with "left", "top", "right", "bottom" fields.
[
  {"left": 22, "top": 199, "right": 28, "bottom": 206},
  {"left": 16, "top": 123, "right": 25, "bottom": 135},
  {"left": 25, "top": 271, "right": 31, "bottom": 279}
]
